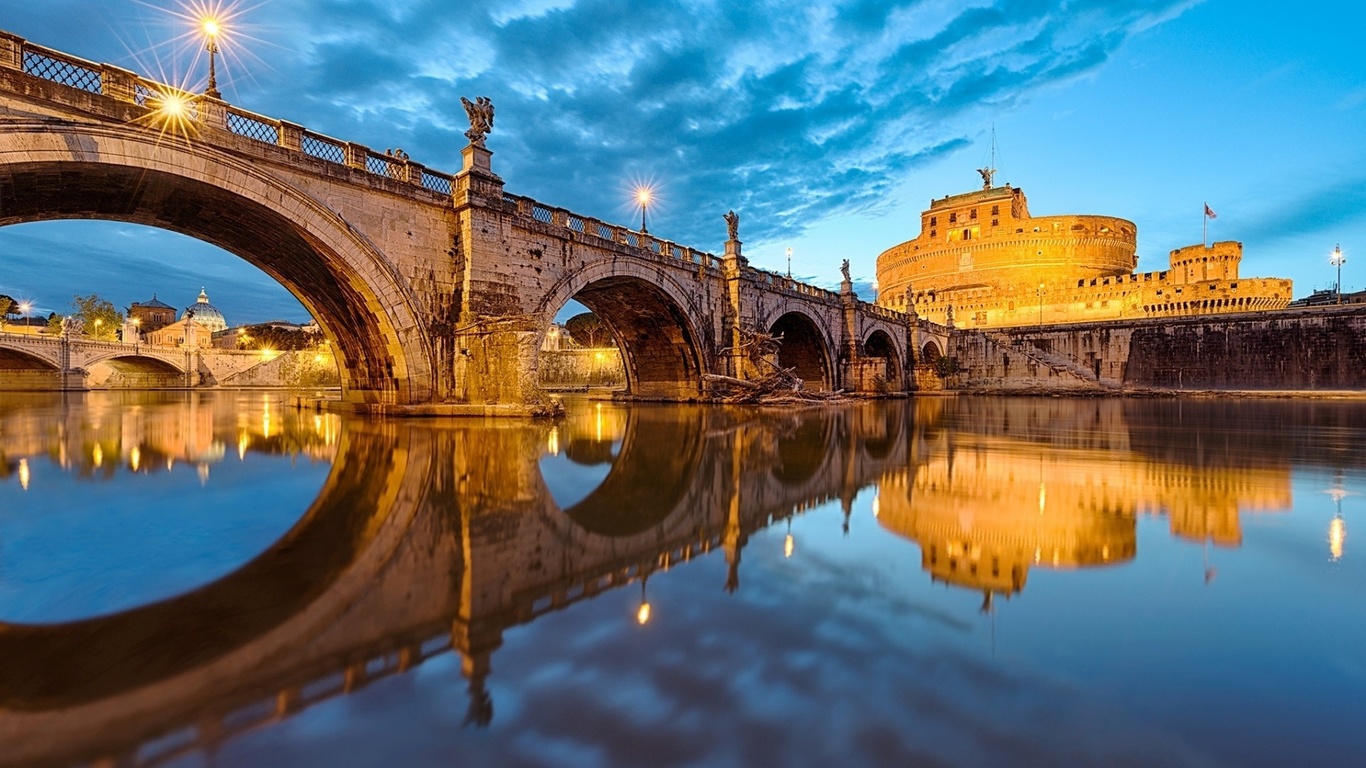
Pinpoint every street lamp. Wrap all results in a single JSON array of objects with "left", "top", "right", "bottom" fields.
[
  {"left": 202, "top": 17, "right": 222, "bottom": 99},
  {"left": 1036, "top": 283, "right": 1045, "bottom": 328},
  {"left": 635, "top": 186, "right": 652, "bottom": 233},
  {"left": 1331, "top": 244, "right": 1346, "bottom": 304},
  {"left": 17, "top": 300, "right": 31, "bottom": 333},
  {"left": 786, "top": 247, "right": 792, "bottom": 279}
]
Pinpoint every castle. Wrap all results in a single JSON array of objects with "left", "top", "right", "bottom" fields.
[{"left": 875, "top": 177, "right": 1292, "bottom": 328}]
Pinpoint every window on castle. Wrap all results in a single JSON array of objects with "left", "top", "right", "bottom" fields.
[
  {"left": 949, "top": 213, "right": 958, "bottom": 223},
  {"left": 930, "top": 229, "right": 936, "bottom": 237},
  {"left": 991, "top": 219, "right": 999, "bottom": 227},
  {"left": 930, "top": 216, "right": 937, "bottom": 226},
  {"left": 991, "top": 205, "right": 999, "bottom": 215},
  {"left": 970, "top": 209, "right": 977, "bottom": 219},
  {"left": 962, "top": 229, "right": 971, "bottom": 240}
]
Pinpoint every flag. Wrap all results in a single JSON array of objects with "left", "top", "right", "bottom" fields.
[{"left": 1204, "top": 203, "right": 1217, "bottom": 219}]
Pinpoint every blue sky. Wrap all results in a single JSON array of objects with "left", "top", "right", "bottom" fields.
[{"left": 0, "top": 0, "right": 1363, "bottom": 324}]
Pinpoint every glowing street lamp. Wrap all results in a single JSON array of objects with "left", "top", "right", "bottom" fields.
[
  {"left": 1331, "top": 244, "right": 1346, "bottom": 304},
  {"left": 635, "top": 186, "right": 652, "bottom": 234},
  {"left": 1036, "top": 283, "right": 1045, "bottom": 328},
  {"left": 202, "top": 17, "right": 223, "bottom": 99},
  {"left": 17, "top": 300, "right": 31, "bottom": 332},
  {"left": 786, "top": 247, "right": 793, "bottom": 279}
]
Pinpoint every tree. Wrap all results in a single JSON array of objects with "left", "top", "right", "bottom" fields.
[
  {"left": 69, "top": 293, "right": 124, "bottom": 341},
  {"left": 0, "top": 294, "right": 17, "bottom": 320},
  {"left": 564, "top": 312, "right": 615, "bottom": 348}
]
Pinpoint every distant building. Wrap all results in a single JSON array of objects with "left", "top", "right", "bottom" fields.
[
  {"left": 144, "top": 288, "right": 229, "bottom": 349},
  {"left": 875, "top": 175, "right": 1293, "bottom": 328},
  {"left": 127, "top": 294, "right": 177, "bottom": 333},
  {"left": 182, "top": 288, "right": 228, "bottom": 333}
]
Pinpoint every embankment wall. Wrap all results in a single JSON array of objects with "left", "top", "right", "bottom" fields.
[{"left": 947, "top": 305, "right": 1366, "bottom": 392}]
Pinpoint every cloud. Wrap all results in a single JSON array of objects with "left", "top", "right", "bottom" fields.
[{"left": 239, "top": 0, "right": 1196, "bottom": 250}]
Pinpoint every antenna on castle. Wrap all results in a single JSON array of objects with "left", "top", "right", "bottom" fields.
[{"left": 976, "top": 124, "right": 998, "bottom": 189}]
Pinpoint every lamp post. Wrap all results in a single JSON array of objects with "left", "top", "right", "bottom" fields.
[
  {"left": 1036, "top": 283, "right": 1045, "bottom": 328},
  {"left": 786, "top": 247, "right": 792, "bottom": 279},
  {"left": 202, "top": 18, "right": 222, "bottom": 99},
  {"left": 1331, "top": 244, "right": 1346, "bottom": 304},
  {"left": 635, "top": 186, "right": 651, "bottom": 234},
  {"left": 17, "top": 300, "right": 31, "bottom": 334}
]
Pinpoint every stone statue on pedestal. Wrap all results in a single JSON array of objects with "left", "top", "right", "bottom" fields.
[
  {"left": 460, "top": 96, "right": 495, "bottom": 147},
  {"left": 840, "top": 259, "right": 851, "bottom": 283},
  {"left": 724, "top": 210, "right": 740, "bottom": 241}
]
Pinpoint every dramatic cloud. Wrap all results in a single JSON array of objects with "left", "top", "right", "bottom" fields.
[{"left": 240, "top": 0, "right": 1195, "bottom": 249}]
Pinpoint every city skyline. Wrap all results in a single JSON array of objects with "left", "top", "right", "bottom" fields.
[{"left": 0, "top": 0, "right": 1362, "bottom": 324}]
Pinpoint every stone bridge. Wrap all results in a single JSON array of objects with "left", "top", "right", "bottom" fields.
[
  {"left": 0, "top": 330, "right": 195, "bottom": 388},
  {"left": 0, "top": 402, "right": 907, "bottom": 766},
  {"left": 0, "top": 30, "right": 913, "bottom": 408}
]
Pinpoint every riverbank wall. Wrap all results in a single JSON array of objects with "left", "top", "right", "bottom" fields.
[{"left": 945, "top": 304, "right": 1366, "bottom": 393}]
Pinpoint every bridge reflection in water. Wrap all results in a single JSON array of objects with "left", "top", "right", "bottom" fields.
[{"left": 0, "top": 396, "right": 1361, "bottom": 766}]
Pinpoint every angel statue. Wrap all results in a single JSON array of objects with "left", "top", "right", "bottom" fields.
[
  {"left": 460, "top": 96, "right": 495, "bottom": 147},
  {"left": 977, "top": 167, "right": 994, "bottom": 189},
  {"left": 724, "top": 210, "right": 740, "bottom": 241},
  {"left": 840, "top": 259, "right": 851, "bottom": 283}
]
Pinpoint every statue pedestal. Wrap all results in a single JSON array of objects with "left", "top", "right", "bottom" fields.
[{"left": 462, "top": 144, "right": 494, "bottom": 174}]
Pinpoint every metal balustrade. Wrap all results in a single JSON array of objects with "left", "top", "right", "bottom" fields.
[
  {"left": 301, "top": 133, "right": 346, "bottom": 165},
  {"left": 22, "top": 49, "right": 100, "bottom": 93},
  {"left": 226, "top": 110, "right": 279, "bottom": 145},
  {"left": 365, "top": 152, "right": 402, "bottom": 179},
  {"left": 421, "top": 171, "right": 452, "bottom": 195}
]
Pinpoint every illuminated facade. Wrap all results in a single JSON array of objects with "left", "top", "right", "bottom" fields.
[{"left": 875, "top": 180, "right": 1293, "bottom": 328}]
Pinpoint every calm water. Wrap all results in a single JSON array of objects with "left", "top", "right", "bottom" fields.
[{"left": 0, "top": 392, "right": 1362, "bottom": 767}]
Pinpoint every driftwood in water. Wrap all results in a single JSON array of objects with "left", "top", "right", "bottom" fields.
[{"left": 709, "top": 329, "right": 851, "bottom": 404}]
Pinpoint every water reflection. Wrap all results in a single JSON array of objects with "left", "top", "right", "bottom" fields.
[
  {"left": 0, "top": 395, "right": 1361, "bottom": 766},
  {"left": 0, "top": 392, "right": 339, "bottom": 624}
]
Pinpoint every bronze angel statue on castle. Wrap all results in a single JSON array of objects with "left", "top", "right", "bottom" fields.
[{"left": 461, "top": 96, "right": 495, "bottom": 146}]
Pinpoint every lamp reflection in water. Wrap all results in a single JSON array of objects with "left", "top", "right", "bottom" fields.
[
  {"left": 784, "top": 518, "right": 794, "bottom": 559},
  {"left": 18, "top": 458, "right": 30, "bottom": 491},
  {"left": 1327, "top": 471, "right": 1349, "bottom": 562},
  {"left": 636, "top": 578, "right": 651, "bottom": 625}
]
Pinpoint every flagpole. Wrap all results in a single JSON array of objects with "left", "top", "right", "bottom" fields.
[{"left": 1203, "top": 206, "right": 1207, "bottom": 248}]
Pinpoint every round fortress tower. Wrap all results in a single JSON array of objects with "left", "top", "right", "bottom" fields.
[
  {"left": 875, "top": 176, "right": 1291, "bottom": 328},
  {"left": 876, "top": 184, "right": 1137, "bottom": 326}
]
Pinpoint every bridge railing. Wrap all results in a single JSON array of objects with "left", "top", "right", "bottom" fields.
[
  {"left": 2, "top": 32, "right": 458, "bottom": 200},
  {"left": 501, "top": 191, "right": 727, "bottom": 271}
]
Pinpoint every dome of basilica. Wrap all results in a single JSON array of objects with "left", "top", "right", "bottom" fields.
[{"left": 183, "top": 288, "right": 228, "bottom": 333}]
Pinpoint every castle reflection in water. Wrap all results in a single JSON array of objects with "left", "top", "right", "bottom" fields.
[
  {"left": 0, "top": 392, "right": 1358, "bottom": 766},
  {"left": 877, "top": 398, "right": 1303, "bottom": 607}
]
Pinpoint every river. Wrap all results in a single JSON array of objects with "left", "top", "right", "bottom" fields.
[{"left": 0, "top": 391, "right": 1361, "bottom": 767}]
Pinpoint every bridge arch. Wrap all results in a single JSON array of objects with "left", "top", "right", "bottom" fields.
[
  {"left": 0, "top": 342, "right": 60, "bottom": 371},
  {"left": 921, "top": 339, "right": 943, "bottom": 364},
  {"left": 768, "top": 309, "right": 835, "bottom": 391},
  {"left": 535, "top": 261, "right": 709, "bottom": 400},
  {"left": 0, "top": 122, "right": 431, "bottom": 404},
  {"left": 863, "top": 329, "right": 904, "bottom": 390}
]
